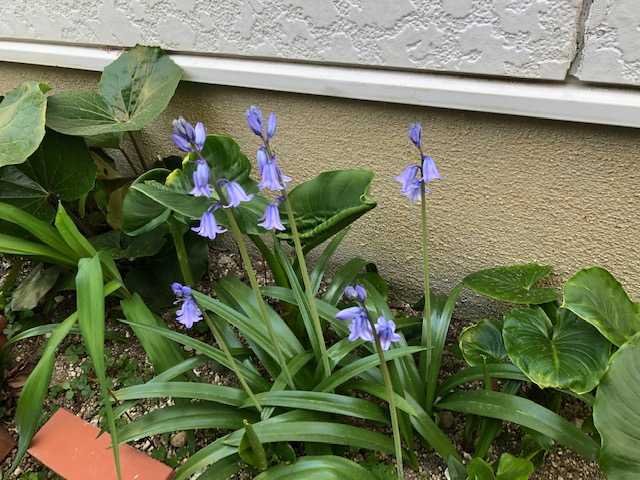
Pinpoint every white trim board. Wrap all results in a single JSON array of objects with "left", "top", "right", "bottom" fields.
[{"left": 1, "top": 39, "right": 640, "bottom": 129}]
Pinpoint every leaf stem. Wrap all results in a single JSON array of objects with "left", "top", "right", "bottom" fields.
[
  {"left": 127, "top": 132, "right": 148, "bottom": 170},
  {"left": 419, "top": 183, "right": 433, "bottom": 413},
  {"left": 169, "top": 222, "right": 194, "bottom": 285},
  {"left": 117, "top": 147, "right": 141, "bottom": 176},
  {"left": 282, "top": 193, "right": 331, "bottom": 380}
]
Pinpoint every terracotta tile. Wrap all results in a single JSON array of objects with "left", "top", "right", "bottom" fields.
[
  {"left": 28, "top": 409, "right": 174, "bottom": 480},
  {"left": 0, "top": 424, "right": 16, "bottom": 462}
]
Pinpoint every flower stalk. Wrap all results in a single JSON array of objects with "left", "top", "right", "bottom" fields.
[{"left": 420, "top": 182, "right": 434, "bottom": 412}]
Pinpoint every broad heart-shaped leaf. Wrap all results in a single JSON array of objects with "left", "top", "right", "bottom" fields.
[
  {"left": 277, "top": 169, "right": 376, "bottom": 252},
  {"left": 563, "top": 266, "right": 640, "bottom": 347},
  {"left": 503, "top": 306, "right": 610, "bottom": 394},
  {"left": 0, "top": 82, "right": 48, "bottom": 167},
  {"left": 0, "top": 166, "right": 54, "bottom": 221},
  {"left": 594, "top": 332, "right": 640, "bottom": 480},
  {"left": 463, "top": 264, "right": 557, "bottom": 304},
  {"left": 19, "top": 129, "right": 96, "bottom": 201},
  {"left": 459, "top": 319, "right": 507, "bottom": 366},
  {"left": 122, "top": 168, "right": 172, "bottom": 235},
  {"left": 91, "top": 229, "right": 167, "bottom": 260},
  {"left": 46, "top": 45, "right": 182, "bottom": 136}
]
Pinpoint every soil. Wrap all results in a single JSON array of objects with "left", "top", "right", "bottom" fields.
[{"left": 0, "top": 247, "right": 605, "bottom": 479}]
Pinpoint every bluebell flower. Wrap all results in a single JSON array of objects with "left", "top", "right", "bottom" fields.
[
  {"left": 219, "top": 179, "right": 254, "bottom": 208},
  {"left": 192, "top": 205, "right": 227, "bottom": 239},
  {"left": 408, "top": 122, "right": 422, "bottom": 149},
  {"left": 267, "top": 112, "right": 277, "bottom": 140},
  {"left": 256, "top": 146, "right": 269, "bottom": 175},
  {"left": 336, "top": 306, "right": 373, "bottom": 342},
  {"left": 258, "top": 200, "right": 285, "bottom": 231},
  {"left": 172, "top": 282, "right": 203, "bottom": 329},
  {"left": 375, "top": 317, "right": 401, "bottom": 351},
  {"left": 402, "top": 178, "right": 424, "bottom": 203},
  {"left": 172, "top": 117, "right": 206, "bottom": 152},
  {"left": 343, "top": 284, "right": 367, "bottom": 303},
  {"left": 246, "top": 105, "right": 263, "bottom": 137},
  {"left": 422, "top": 155, "right": 440, "bottom": 183},
  {"left": 190, "top": 159, "right": 212, "bottom": 197},
  {"left": 258, "top": 154, "right": 291, "bottom": 192},
  {"left": 394, "top": 164, "right": 419, "bottom": 193}
]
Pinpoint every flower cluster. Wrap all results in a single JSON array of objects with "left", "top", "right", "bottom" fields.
[
  {"left": 335, "top": 284, "right": 401, "bottom": 351},
  {"left": 173, "top": 117, "right": 253, "bottom": 240},
  {"left": 246, "top": 106, "right": 290, "bottom": 232},
  {"left": 395, "top": 122, "right": 440, "bottom": 203},
  {"left": 171, "top": 282, "right": 203, "bottom": 328}
]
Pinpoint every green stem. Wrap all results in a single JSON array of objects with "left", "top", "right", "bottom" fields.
[
  {"left": 170, "top": 223, "right": 194, "bottom": 285},
  {"left": 419, "top": 184, "right": 433, "bottom": 413},
  {"left": 201, "top": 310, "right": 263, "bottom": 412},
  {"left": 248, "top": 234, "right": 290, "bottom": 288},
  {"left": 369, "top": 317, "right": 404, "bottom": 479},
  {"left": 282, "top": 194, "right": 331, "bottom": 379},
  {"left": 222, "top": 208, "right": 297, "bottom": 390}
]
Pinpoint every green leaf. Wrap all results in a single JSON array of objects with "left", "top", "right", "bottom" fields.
[
  {"left": 467, "top": 457, "right": 495, "bottom": 480},
  {"left": 459, "top": 319, "right": 507, "bottom": 366},
  {"left": 120, "top": 293, "right": 186, "bottom": 373},
  {"left": 0, "top": 232, "right": 75, "bottom": 266},
  {"left": 114, "top": 381, "right": 246, "bottom": 406},
  {"left": 0, "top": 167, "right": 54, "bottom": 221},
  {"left": 503, "top": 306, "right": 609, "bottom": 394},
  {"left": 122, "top": 168, "right": 172, "bottom": 235},
  {"left": 9, "top": 263, "right": 60, "bottom": 311},
  {"left": 563, "top": 266, "right": 640, "bottom": 347},
  {"left": 254, "top": 456, "right": 372, "bottom": 480},
  {"left": 0, "top": 82, "right": 48, "bottom": 167},
  {"left": 496, "top": 453, "right": 534, "bottom": 480},
  {"left": 277, "top": 170, "right": 376, "bottom": 252},
  {"left": 118, "top": 405, "right": 252, "bottom": 443},
  {"left": 239, "top": 420, "right": 268, "bottom": 470},
  {"left": 244, "top": 391, "right": 387, "bottom": 423},
  {"left": 55, "top": 203, "right": 97, "bottom": 259},
  {"left": 91, "top": 229, "right": 167, "bottom": 260},
  {"left": 437, "top": 364, "right": 528, "bottom": 397},
  {"left": 463, "top": 264, "right": 557, "bottom": 304},
  {"left": 310, "top": 228, "right": 350, "bottom": 295},
  {"left": 19, "top": 129, "right": 96, "bottom": 201},
  {"left": 46, "top": 46, "right": 182, "bottom": 136},
  {"left": 438, "top": 390, "right": 598, "bottom": 459},
  {"left": 593, "top": 332, "right": 640, "bottom": 479}
]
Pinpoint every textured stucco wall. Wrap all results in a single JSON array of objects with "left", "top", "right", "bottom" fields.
[
  {"left": 0, "top": 0, "right": 584, "bottom": 80},
  {"left": 574, "top": 0, "right": 640, "bottom": 86},
  {"left": 2, "top": 62, "right": 640, "bottom": 307}
]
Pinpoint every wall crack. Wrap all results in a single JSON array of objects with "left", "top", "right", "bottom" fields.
[{"left": 567, "top": 0, "right": 595, "bottom": 80}]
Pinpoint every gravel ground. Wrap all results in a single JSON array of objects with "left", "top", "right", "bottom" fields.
[{"left": 0, "top": 248, "right": 605, "bottom": 479}]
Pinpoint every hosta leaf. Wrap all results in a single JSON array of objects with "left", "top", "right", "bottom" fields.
[
  {"left": 594, "top": 332, "right": 640, "bottom": 480},
  {"left": 503, "top": 307, "right": 609, "bottom": 394},
  {"left": 277, "top": 170, "right": 376, "bottom": 252},
  {"left": 20, "top": 129, "right": 96, "bottom": 201},
  {"left": 46, "top": 46, "right": 182, "bottom": 136},
  {"left": 459, "top": 319, "right": 507, "bottom": 366},
  {"left": 464, "top": 264, "right": 557, "bottom": 304},
  {"left": 0, "top": 82, "right": 48, "bottom": 167},
  {"left": 254, "top": 456, "right": 372, "bottom": 479},
  {"left": 563, "top": 266, "right": 640, "bottom": 347}
]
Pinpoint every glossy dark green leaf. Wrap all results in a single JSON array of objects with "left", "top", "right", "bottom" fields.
[
  {"left": 122, "top": 168, "right": 171, "bottom": 235},
  {"left": 91, "top": 229, "right": 167, "bottom": 260},
  {"left": 20, "top": 129, "right": 96, "bottom": 201},
  {"left": 46, "top": 46, "right": 182, "bottom": 136},
  {"left": 0, "top": 166, "right": 54, "bottom": 221},
  {"left": 593, "top": 332, "right": 640, "bottom": 479},
  {"left": 464, "top": 264, "right": 557, "bottom": 304},
  {"left": 563, "top": 267, "right": 640, "bottom": 347},
  {"left": 254, "top": 456, "right": 372, "bottom": 479},
  {"left": 277, "top": 170, "right": 376, "bottom": 252},
  {"left": 0, "top": 82, "right": 48, "bottom": 167},
  {"left": 459, "top": 319, "right": 507, "bottom": 366}
]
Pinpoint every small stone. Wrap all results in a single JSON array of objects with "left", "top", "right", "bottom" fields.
[
  {"left": 170, "top": 431, "right": 187, "bottom": 448},
  {"left": 54, "top": 295, "right": 65, "bottom": 303}
]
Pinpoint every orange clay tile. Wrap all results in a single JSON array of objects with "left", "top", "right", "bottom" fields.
[{"left": 28, "top": 408, "right": 173, "bottom": 480}]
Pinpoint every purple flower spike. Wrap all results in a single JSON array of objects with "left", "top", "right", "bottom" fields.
[
  {"left": 192, "top": 205, "right": 227, "bottom": 240},
  {"left": 172, "top": 282, "right": 203, "bottom": 329},
  {"left": 257, "top": 146, "right": 269, "bottom": 175},
  {"left": 376, "top": 317, "right": 401, "bottom": 351},
  {"left": 172, "top": 117, "right": 206, "bottom": 152},
  {"left": 336, "top": 306, "right": 373, "bottom": 342},
  {"left": 220, "top": 179, "right": 254, "bottom": 208},
  {"left": 267, "top": 112, "right": 277, "bottom": 140},
  {"left": 258, "top": 201, "right": 286, "bottom": 231},
  {"left": 344, "top": 284, "right": 367, "bottom": 303},
  {"left": 394, "top": 164, "right": 419, "bottom": 193},
  {"left": 246, "top": 105, "right": 263, "bottom": 137},
  {"left": 258, "top": 155, "right": 291, "bottom": 192},
  {"left": 408, "top": 122, "right": 422, "bottom": 149},
  {"left": 402, "top": 178, "right": 424, "bottom": 203},
  {"left": 422, "top": 155, "right": 440, "bottom": 183},
  {"left": 190, "top": 159, "right": 212, "bottom": 197}
]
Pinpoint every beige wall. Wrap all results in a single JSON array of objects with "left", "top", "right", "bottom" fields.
[{"left": 2, "top": 62, "right": 640, "bottom": 306}]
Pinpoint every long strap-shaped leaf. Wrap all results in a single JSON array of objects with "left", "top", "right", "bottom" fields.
[
  {"left": 114, "top": 382, "right": 246, "bottom": 407},
  {"left": 10, "top": 280, "right": 120, "bottom": 471},
  {"left": 438, "top": 390, "right": 599, "bottom": 459},
  {"left": 0, "top": 233, "right": 76, "bottom": 266},
  {"left": 437, "top": 364, "right": 529, "bottom": 397},
  {"left": 254, "top": 455, "right": 372, "bottom": 479},
  {"left": 76, "top": 257, "right": 121, "bottom": 478}
]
